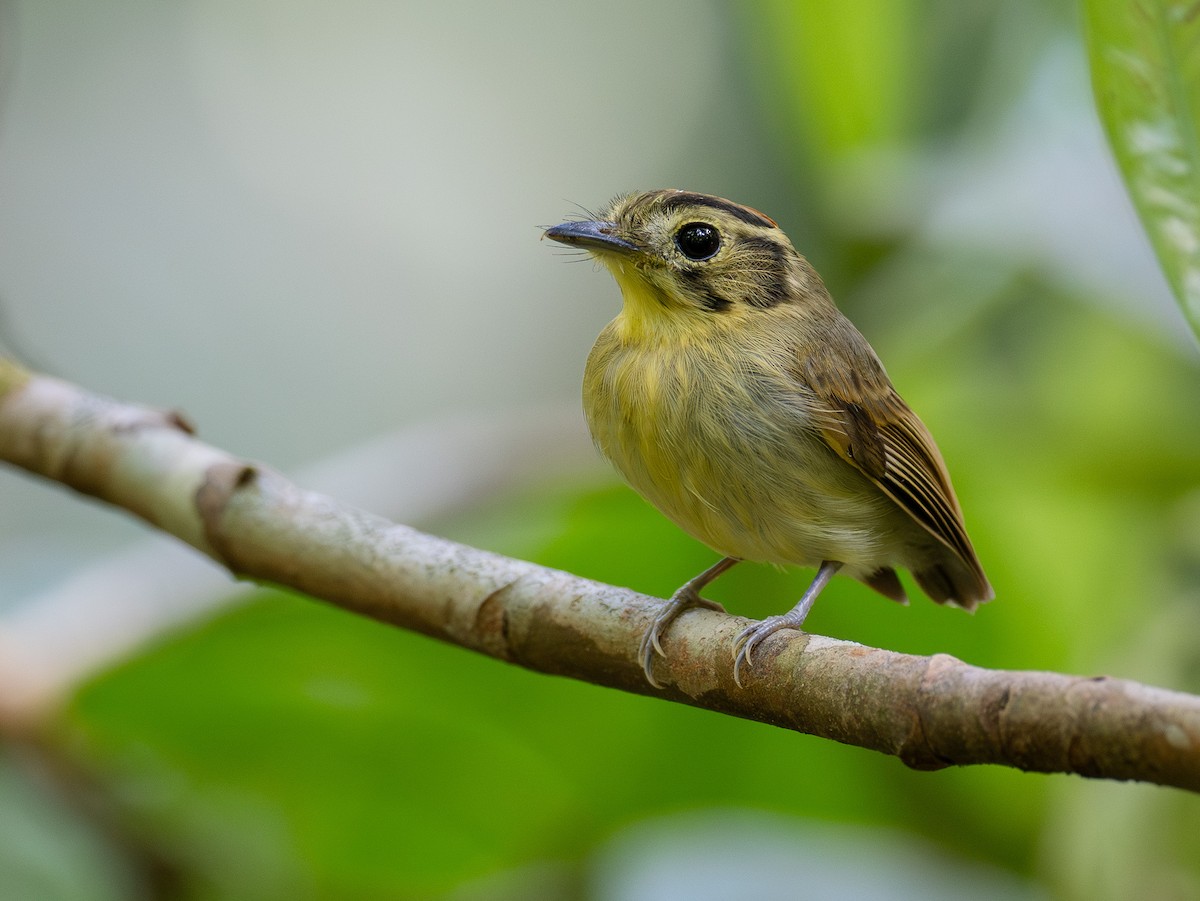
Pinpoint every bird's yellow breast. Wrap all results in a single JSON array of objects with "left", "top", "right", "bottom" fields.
[{"left": 583, "top": 303, "right": 905, "bottom": 570}]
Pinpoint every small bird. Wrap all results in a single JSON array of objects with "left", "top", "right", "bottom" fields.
[{"left": 544, "top": 190, "right": 992, "bottom": 687}]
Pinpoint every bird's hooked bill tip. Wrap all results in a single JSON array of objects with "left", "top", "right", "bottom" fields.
[{"left": 543, "top": 220, "right": 638, "bottom": 253}]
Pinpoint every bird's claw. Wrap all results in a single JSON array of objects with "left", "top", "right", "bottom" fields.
[
  {"left": 731, "top": 615, "right": 801, "bottom": 687},
  {"left": 639, "top": 589, "right": 726, "bottom": 688},
  {"left": 638, "top": 624, "right": 667, "bottom": 688}
]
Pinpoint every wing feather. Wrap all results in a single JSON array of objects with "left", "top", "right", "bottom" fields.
[{"left": 799, "top": 337, "right": 989, "bottom": 599}]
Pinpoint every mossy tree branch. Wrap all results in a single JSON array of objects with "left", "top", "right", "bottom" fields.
[{"left": 1, "top": 358, "right": 1198, "bottom": 791}]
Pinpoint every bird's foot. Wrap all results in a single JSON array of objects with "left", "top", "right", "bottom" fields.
[
  {"left": 731, "top": 560, "right": 841, "bottom": 687},
  {"left": 639, "top": 588, "right": 725, "bottom": 688},
  {"left": 731, "top": 614, "right": 806, "bottom": 687}
]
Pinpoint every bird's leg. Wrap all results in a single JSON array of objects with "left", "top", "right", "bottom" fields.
[
  {"left": 640, "top": 556, "right": 740, "bottom": 687},
  {"left": 732, "top": 560, "right": 842, "bottom": 687}
]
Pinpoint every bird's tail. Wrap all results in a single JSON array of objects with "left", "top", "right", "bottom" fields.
[{"left": 914, "top": 555, "right": 994, "bottom": 612}]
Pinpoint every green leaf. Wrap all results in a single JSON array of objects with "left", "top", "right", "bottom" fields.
[
  {"left": 1083, "top": 0, "right": 1200, "bottom": 340},
  {"left": 745, "top": 0, "right": 917, "bottom": 161}
]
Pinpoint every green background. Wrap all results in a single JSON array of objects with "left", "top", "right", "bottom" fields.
[{"left": 3, "top": 1, "right": 1199, "bottom": 899}]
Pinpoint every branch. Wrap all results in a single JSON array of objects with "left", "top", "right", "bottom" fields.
[
  {"left": 2, "top": 358, "right": 1198, "bottom": 791},
  {"left": 0, "top": 400, "right": 595, "bottom": 714}
]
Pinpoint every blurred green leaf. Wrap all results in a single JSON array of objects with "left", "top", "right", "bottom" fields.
[
  {"left": 734, "top": 0, "right": 919, "bottom": 238},
  {"left": 1083, "top": 0, "right": 1200, "bottom": 340},
  {"left": 62, "top": 599, "right": 593, "bottom": 900},
  {"left": 745, "top": 0, "right": 917, "bottom": 161}
]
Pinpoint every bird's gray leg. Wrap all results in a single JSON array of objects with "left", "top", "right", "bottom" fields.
[
  {"left": 639, "top": 556, "right": 739, "bottom": 687},
  {"left": 732, "top": 560, "right": 842, "bottom": 687}
]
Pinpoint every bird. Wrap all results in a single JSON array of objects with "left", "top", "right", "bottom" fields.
[{"left": 543, "top": 189, "right": 992, "bottom": 687}]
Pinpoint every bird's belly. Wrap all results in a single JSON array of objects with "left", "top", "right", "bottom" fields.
[{"left": 584, "top": 343, "right": 906, "bottom": 570}]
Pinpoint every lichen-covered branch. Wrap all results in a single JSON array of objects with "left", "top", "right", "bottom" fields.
[{"left": 2, "top": 358, "right": 1199, "bottom": 791}]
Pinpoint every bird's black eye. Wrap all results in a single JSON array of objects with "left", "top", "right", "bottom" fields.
[{"left": 674, "top": 222, "right": 721, "bottom": 261}]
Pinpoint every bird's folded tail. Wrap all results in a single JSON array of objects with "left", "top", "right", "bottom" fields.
[
  {"left": 914, "top": 557, "right": 994, "bottom": 612},
  {"left": 863, "top": 567, "right": 909, "bottom": 604}
]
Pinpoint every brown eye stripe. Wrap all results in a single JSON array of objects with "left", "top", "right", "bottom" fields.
[
  {"left": 678, "top": 269, "right": 733, "bottom": 312},
  {"left": 657, "top": 192, "right": 778, "bottom": 229},
  {"left": 738, "top": 236, "right": 791, "bottom": 308}
]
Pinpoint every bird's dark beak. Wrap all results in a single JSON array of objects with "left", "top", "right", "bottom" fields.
[{"left": 543, "top": 220, "right": 638, "bottom": 254}]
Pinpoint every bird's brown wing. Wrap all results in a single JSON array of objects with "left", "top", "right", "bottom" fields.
[{"left": 798, "top": 338, "right": 992, "bottom": 608}]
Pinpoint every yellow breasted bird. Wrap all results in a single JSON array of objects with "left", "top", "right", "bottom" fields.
[{"left": 544, "top": 190, "right": 992, "bottom": 687}]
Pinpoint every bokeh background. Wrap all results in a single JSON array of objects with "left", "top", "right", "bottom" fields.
[{"left": 2, "top": 1, "right": 1199, "bottom": 899}]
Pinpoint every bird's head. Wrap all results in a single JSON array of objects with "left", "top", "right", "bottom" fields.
[{"left": 544, "top": 189, "right": 828, "bottom": 340}]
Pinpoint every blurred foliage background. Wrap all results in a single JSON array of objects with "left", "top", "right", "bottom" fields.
[{"left": 1, "top": 0, "right": 1199, "bottom": 899}]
